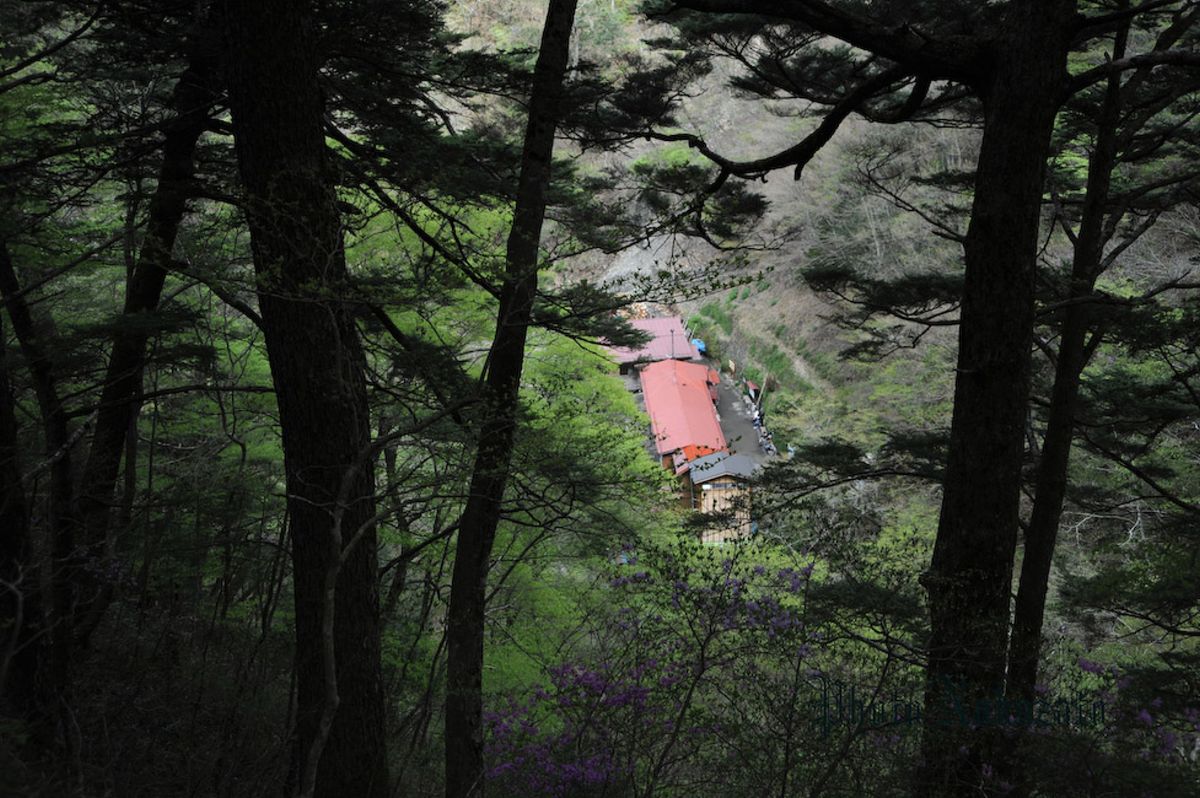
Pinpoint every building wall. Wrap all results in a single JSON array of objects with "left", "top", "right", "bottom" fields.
[{"left": 696, "top": 481, "right": 751, "bottom": 544}]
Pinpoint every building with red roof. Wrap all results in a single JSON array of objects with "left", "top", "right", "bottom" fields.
[
  {"left": 608, "top": 317, "right": 701, "bottom": 373},
  {"left": 638, "top": 359, "right": 726, "bottom": 474}
]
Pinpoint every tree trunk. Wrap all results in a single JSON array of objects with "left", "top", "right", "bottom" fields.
[
  {"left": 444, "top": 2, "right": 578, "bottom": 796},
  {"left": 0, "top": 243, "right": 76, "bottom": 753},
  {"left": 73, "top": 52, "right": 216, "bottom": 645},
  {"left": 0, "top": 312, "right": 36, "bottom": 720},
  {"left": 220, "top": 2, "right": 389, "bottom": 795},
  {"left": 918, "top": 2, "right": 1074, "bottom": 795},
  {"left": 1006, "top": 15, "right": 1129, "bottom": 713}
]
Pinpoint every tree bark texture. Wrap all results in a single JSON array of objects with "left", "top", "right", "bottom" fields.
[
  {"left": 221, "top": 2, "right": 388, "bottom": 796},
  {"left": 444, "top": 2, "right": 578, "bottom": 796},
  {"left": 919, "top": 2, "right": 1075, "bottom": 795}
]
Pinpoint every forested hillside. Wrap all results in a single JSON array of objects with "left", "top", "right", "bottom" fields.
[{"left": 2, "top": 2, "right": 1199, "bottom": 797}]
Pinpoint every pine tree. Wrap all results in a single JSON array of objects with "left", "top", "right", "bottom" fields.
[{"left": 638, "top": 1, "right": 1200, "bottom": 793}]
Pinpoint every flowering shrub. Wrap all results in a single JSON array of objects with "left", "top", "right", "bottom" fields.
[{"left": 481, "top": 538, "right": 918, "bottom": 797}]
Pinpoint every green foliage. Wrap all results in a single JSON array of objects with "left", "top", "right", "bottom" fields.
[
  {"left": 5, "top": 3, "right": 1200, "bottom": 796},
  {"left": 747, "top": 336, "right": 809, "bottom": 396},
  {"left": 698, "top": 302, "right": 733, "bottom": 334},
  {"left": 630, "top": 141, "right": 703, "bottom": 172}
]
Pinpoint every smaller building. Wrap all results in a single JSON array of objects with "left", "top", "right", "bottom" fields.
[
  {"left": 685, "top": 451, "right": 758, "bottom": 544},
  {"left": 608, "top": 317, "right": 701, "bottom": 373}
]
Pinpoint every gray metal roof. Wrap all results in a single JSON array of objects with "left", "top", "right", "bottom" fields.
[{"left": 687, "top": 450, "right": 758, "bottom": 483}]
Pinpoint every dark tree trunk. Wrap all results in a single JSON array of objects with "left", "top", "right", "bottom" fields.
[
  {"left": 918, "top": 2, "right": 1075, "bottom": 795},
  {"left": 444, "top": 2, "right": 578, "bottom": 796},
  {"left": 220, "top": 2, "right": 388, "bottom": 796},
  {"left": 0, "top": 312, "right": 36, "bottom": 719},
  {"left": 0, "top": 243, "right": 76, "bottom": 750},
  {"left": 1006, "top": 16, "right": 1129, "bottom": 712},
  {"left": 73, "top": 53, "right": 216, "bottom": 645}
]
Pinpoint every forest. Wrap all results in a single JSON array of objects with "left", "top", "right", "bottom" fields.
[{"left": 1, "top": 1, "right": 1199, "bottom": 797}]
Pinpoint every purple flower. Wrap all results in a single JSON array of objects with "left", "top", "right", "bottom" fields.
[{"left": 1077, "top": 657, "right": 1104, "bottom": 675}]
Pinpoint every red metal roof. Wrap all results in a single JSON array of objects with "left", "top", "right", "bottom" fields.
[
  {"left": 608, "top": 317, "right": 700, "bottom": 365},
  {"left": 639, "top": 359, "right": 727, "bottom": 471}
]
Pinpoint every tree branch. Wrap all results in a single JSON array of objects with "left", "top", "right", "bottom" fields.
[
  {"left": 650, "top": 65, "right": 911, "bottom": 182},
  {"left": 663, "top": 0, "right": 986, "bottom": 81},
  {"left": 1068, "top": 48, "right": 1200, "bottom": 96}
]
